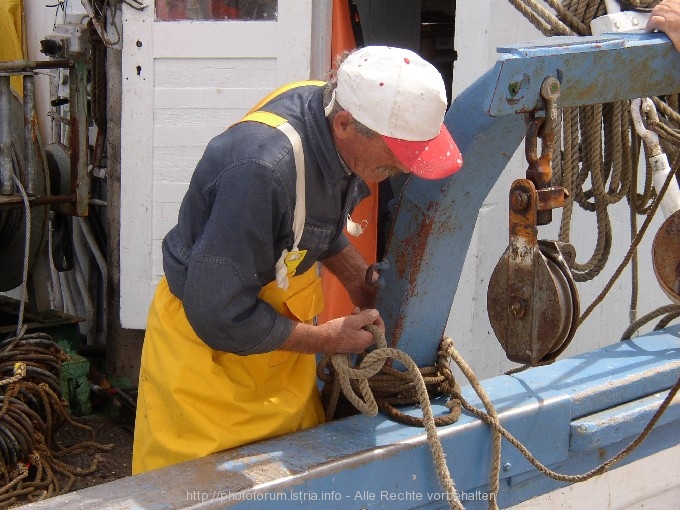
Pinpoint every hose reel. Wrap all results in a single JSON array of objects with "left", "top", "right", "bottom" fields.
[{"left": 0, "top": 91, "right": 48, "bottom": 291}]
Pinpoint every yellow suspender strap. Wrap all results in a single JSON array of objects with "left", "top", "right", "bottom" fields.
[
  {"left": 246, "top": 80, "right": 326, "bottom": 114},
  {"left": 236, "top": 90, "right": 315, "bottom": 290},
  {"left": 240, "top": 110, "right": 287, "bottom": 127}
]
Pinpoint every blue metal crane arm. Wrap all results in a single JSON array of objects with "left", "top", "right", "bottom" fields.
[
  {"left": 379, "top": 32, "right": 680, "bottom": 366},
  {"left": 489, "top": 33, "right": 680, "bottom": 115}
]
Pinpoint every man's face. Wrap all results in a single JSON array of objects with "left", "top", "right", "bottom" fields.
[{"left": 334, "top": 113, "right": 410, "bottom": 183}]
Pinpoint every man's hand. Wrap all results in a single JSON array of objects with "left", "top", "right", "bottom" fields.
[
  {"left": 647, "top": 0, "right": 680, "bottom": 51},
  {"left": 281, "top": 308, "right": 385, "bottom": 354},
  {"left": 320, "top": 308, "right": 385, "bottom": 353}
]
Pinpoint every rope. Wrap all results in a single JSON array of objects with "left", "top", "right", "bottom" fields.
[
  {"left": 0, "top": 333, "right": 113, "bottom": 507},
  {"left": 319, "top": 326, "right": 465, "bottom": 510},
  {"left": 654, "top": 309, "right": 680, "bottom": 330},
  {"left": 322, "top": 326, "right": 680, "bottom": 509},
  {"left": 445, "top": 334, "right": 680, "bottom": 485},
  {"left": 9, "top": 172, "right": 31, "bottom": 338},
  {"left": 442, "top": 338, "right": 501, "bottom": 510},
  {"left": 507, "top": 0, "right": 575, "bottom": 36},
  {"left": 620, "top": 304, "right": 680, "bottom": 340},
  {"left": 580, "top": 151, "right": 680, "bottom": 325}
]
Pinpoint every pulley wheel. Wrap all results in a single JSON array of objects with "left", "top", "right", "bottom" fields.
[
  {"left": 652, "top": 210, "right": 680, "bottom": 305},
  {"left": 0, "top": 90, "right": 48, "bottom": 291},
  {"left": 487, "top": 240, "right": 579, "bottom": 365}
]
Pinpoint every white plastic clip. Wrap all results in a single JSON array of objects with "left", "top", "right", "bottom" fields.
[
  {"left": 631, "top": 98, "right": 680, "bottom": 218},
  {"left": 346, "top": 215, "right": 368, "bottom": 237}
]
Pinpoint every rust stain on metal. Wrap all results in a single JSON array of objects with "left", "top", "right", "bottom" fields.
[
  {"left": 394, "top": 210, "right": 436, "bottom": 280},
  {"left": 536, "top": 186, "right": 566, "bottom": 210},
  {"left": 407, "top": 217, "right": 435, "bottom": 289},
  {"left": 391, "top": 207, "right": 438, "bottom": 349},
  {"left": 391, "top": 311, "right": 406, "bottom": 349}
]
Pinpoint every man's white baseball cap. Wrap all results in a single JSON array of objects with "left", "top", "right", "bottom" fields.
[{"left": 334, "top": 46, "right": 463, "bottom": 180}]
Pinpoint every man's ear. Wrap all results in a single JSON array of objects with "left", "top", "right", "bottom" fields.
[{"left": 331, "top": 110, "right": 353, "bottom": 140}]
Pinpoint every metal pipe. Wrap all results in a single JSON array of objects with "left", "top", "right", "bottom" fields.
[
  {"left": 73, "top": 222, "right": 96, "bottom": 344},
  {"left": 76, "top": 216, "right": 107, "bottom": 278},
  {"left": 23, "top": 74, "right": 36, "bottom": 195},
  {"left": 0, "top": 193, "right": 75, "bottom": 210},
  {"left": 0, "top": 59, "right": 73, "bottom": 72},
  {"left": 58, "top": 271, "right": 77, "bottom": 318},
  {"left": 77, "top": 216, "right": 107, "bottom": 343},
  {"left": 47, "top": 221, "right": 64, "bottom": 312},
  {"left": 0, "top": 76, "right": 11, "bottom": 195}
]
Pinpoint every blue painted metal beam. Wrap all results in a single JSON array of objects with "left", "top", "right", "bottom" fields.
[
  {"left": 489, "top": 33, "right": 680, "bottom": 115},
  {"left": 26, "top": 325, "right": 680, "bottom": 509},
  {"left": 379, "top": 33, "right": 679, "bottom": 366}
]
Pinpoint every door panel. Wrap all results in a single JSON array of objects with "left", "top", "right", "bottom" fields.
[{"left": 120, "top": 0, "right": 313, "bottom": 328}]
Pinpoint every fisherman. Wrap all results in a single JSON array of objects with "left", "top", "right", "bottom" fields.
[
  {"left": 647, "top": 0, "right": 680, "bottom": 50},
  {"left": 132, "top": 45, "right": 463, "bottom": 473}
]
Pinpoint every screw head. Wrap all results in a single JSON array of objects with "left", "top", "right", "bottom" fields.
[
  {"left": 511, "top": 190, "right": 530, "bottom": 211},
  {"left": 510, "top": 300, "right": 526, "bottom": 318}
]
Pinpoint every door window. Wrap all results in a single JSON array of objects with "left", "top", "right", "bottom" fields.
[{"left": 156, "top": 0, "right": 277, "bottom": 21}]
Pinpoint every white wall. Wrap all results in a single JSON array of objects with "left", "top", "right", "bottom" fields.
[{"left": 509, "top": 444, "right": 680, "bottom": 509}]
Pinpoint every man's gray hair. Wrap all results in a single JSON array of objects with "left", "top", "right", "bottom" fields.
[{"left": 323, "top": 50, "right": 378, "bottom": 139}]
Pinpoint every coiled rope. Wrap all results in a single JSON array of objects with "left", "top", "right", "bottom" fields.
[{"left": 318, "top": 325, "right": 465, "bottom": 508}]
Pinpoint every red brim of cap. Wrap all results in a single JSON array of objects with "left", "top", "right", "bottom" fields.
[{"left": 382, "top": 125, "right": 463, "bottom": 180}]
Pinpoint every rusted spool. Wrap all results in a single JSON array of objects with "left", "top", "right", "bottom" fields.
[{"left": 652, "top": 210, "right": 680, "bottom": 305}]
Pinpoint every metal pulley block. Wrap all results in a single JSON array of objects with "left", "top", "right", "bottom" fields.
[
  {"left": 487, "top": 179, "right": 580, "bottom": 365},
  {"left": 652, "top": 209, "right": 680, "bottom": 305}
]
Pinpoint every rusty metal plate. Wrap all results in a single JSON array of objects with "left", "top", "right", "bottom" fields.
[{"left": 652, "top": 210, "right": 680, "bottom": 305}]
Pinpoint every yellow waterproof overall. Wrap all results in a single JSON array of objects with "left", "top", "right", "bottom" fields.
[{"left": 132, "top": 83, "right": 327, "bottom": 474}]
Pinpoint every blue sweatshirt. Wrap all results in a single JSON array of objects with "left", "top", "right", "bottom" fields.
[{"left": 161, "top": 83, "right": 371, "bottom": 354}]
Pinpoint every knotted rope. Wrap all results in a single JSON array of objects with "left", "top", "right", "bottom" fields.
[{"left": 318, "top": 326, "right": 466, "bottom": 509}]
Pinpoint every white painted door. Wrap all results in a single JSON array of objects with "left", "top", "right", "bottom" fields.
[{"left": 119, "top": 0, "right": 315, "bottom": 329}]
